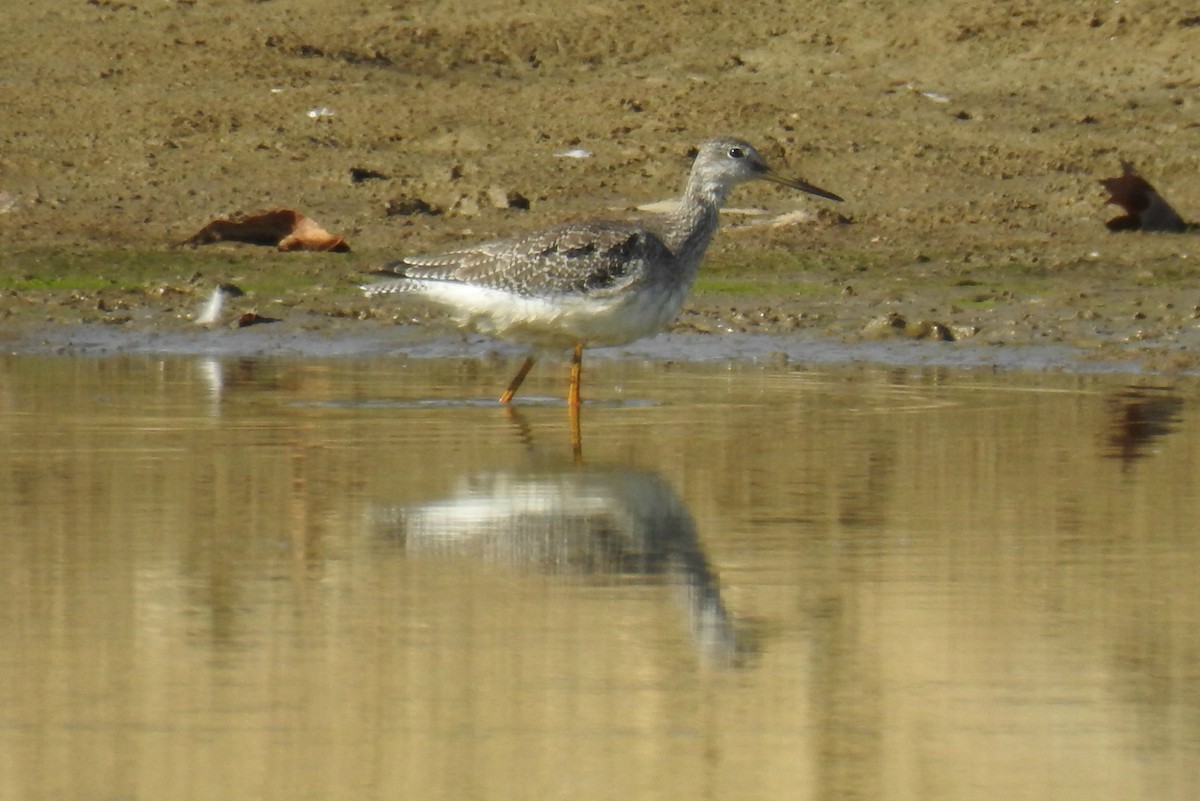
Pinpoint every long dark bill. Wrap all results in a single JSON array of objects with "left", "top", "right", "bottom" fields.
[{"left": 763, "top": 170, "right": 844, "bottom": 203}]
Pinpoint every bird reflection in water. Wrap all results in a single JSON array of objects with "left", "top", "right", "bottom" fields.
[
  {"left": 371, "top": 468, "right": 747, "bottom": 667},
  {"left": 1103, "top": 386, "right": 1184, "bottom": 467}
]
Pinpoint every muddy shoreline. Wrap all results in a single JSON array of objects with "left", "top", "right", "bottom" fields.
[
  {"left": 1, "top": 1, "right": 1197, "bottom": 374},
  {"left": 2, "top": 233, "right": 1198, "bottom": 375},
  {"left": 0, "top": 301, "right": 1184, "bottom": 378}
]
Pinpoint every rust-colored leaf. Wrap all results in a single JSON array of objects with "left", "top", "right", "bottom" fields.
[
  {"left": 183, "top": 209, "right": 351, "bottom": 251},
  {"left": 1100, "top": 162, "right": 1186, "bottom": 233}
]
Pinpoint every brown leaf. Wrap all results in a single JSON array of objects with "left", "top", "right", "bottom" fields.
[
  {"left": 1100, "top": 163, "right": 1187, "bottom": 233},
  {"left": 183, "top": 209, "right": 351, "bottom": 251}
]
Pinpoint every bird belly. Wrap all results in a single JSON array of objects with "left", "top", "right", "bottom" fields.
[{"left": 415, "top": 281, "right": 688, "bottom": 349}]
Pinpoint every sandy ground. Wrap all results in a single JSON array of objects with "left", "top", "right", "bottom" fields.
[{"left": 1, "top": 1, "right": 1198, "bottom": 370}]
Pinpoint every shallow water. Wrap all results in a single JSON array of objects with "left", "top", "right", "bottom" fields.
[{"left": 2, "top": 354, "right": 1198, "bottom": 801}]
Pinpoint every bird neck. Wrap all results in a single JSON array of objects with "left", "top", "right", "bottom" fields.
[{"left": 663, "top": 175, "right": 728, "bottom": 270}]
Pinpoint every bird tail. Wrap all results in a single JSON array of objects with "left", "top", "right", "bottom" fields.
[
  {"left": 362, "top": 261, "right": 418, "bottom": 296},
  {"left": 362, "top": 277, "right": 418, "bottom": 297}
]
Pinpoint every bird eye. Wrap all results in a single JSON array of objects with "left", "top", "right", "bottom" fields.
[{"left": 728, "top": 147, "right": 746, "bottom": 159}]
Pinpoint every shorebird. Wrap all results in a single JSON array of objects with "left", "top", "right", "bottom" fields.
[{"left": 363, "top": 137, "right": 842, "bottom": 407}]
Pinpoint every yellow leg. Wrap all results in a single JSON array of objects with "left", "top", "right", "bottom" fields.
[
  {"left": 569, "top": 344, "right": 584, "bottom": 461},
  {"left": 567, "top": 343, "right": 583, "bottom": 409},
  {"left": 499, "top": 356, "right": 535, "bottom": 404}
]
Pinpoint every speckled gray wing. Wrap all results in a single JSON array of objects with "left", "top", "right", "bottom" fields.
[{"left": 366, "top": 221, "right": 674, "bottom": 299}]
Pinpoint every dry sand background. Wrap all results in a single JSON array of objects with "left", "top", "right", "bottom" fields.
[{"left": 1, "top": 1, "right": 1197, "bottom": 365}]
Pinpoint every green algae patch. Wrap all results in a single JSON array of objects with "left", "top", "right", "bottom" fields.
[{"left": 0, "top": 245, "right": 373, "bottom": 299}]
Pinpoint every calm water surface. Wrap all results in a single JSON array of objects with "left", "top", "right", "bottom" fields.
[{"left": 2, "top": 354, "right": 1198, "bottom": 801}]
